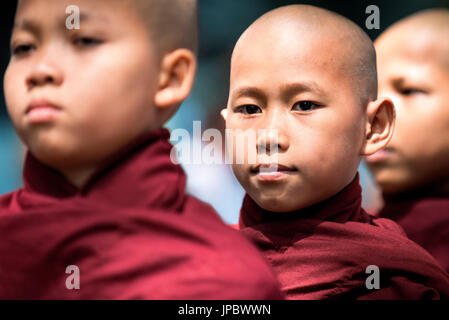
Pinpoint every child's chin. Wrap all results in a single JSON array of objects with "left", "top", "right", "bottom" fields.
[
  {"left": 257, "top": 195, "right": 300, "bottom": 213},
  {"left": 32, "top": 149, "right": 75, "bottom": 168},
  {"left": 373, "top": 168, "right": 412, "bottom": 193},
  {"left": 29, "top": 139, "right": 83, "bottom": 169}
]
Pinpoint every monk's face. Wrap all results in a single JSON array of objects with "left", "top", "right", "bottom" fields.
[
  {"left": 366, "top": 29, "right": 449, "bottom": 194},
  {"left": 4, "top": 0, "right": 160, "bottom": 171},
  {"left": 226, "top": 24, "right": 366, "bottom": 212}
]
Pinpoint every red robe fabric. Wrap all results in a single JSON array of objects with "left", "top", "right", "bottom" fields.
[
  {"left": 379, "top": 192, "right": 449, "bottom": 273},
  {"left": 0, "top": 128, "right": 283, "bottom": 299},
  {"left": 238, "top": 174, "right": 449, "bottom": 299}
]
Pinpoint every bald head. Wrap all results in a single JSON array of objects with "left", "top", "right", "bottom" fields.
[
  {"left": 376, "top": 8, "right": 449, "bottom": 70},
  {"left": 232, "top": 5, "right": 378, "bottom": 103},
  {"left": 133, "top": 0, "right": 199, "bottom": 59}
]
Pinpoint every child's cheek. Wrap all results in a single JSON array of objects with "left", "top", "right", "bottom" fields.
[
  {"left": 4, "top": 68, "right": 23, "bottom": 126},
  {"left": 231, "top": 164, "right": 251, "bottom": 190}
]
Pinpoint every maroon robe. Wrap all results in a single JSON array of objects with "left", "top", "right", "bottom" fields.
[
  {"left": 379, "top": 192, "right": 449, "bottom": 273},
  {"left": 0, "top": 128, "right": 283, "bottom": 299},
  {"left": 238, "top": 174, "right": 449, "bottom": 299}
]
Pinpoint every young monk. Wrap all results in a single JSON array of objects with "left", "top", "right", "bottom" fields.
[
  {"left": 365, "top": 9, "right": 449, "bottom": 272},
  {"left": 0, "top": 0, "right": 283, "bottom": 299},
  {"left": 221, "top": 4, "right": 449, "bottom": 299}
]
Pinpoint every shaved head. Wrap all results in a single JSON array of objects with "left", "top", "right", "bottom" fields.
[
  {"left": 376, "top": 8, "right": 449, "bottom": 70},
  {"left": 133, "top": 0, "right": 199, "bottom": 59},
  {"left": 232, "top": 5, "right": 378, "bottom": 103}
]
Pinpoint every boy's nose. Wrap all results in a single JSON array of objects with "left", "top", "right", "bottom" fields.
[
  {"left": 257, "top": 110, "right": 290, "bottom": 154},
  {"left": 26, "top": 58, "right": 63, "bottom": 89},
  {"left": 257, "top": 134, "right": 281, "bottom": 155}
]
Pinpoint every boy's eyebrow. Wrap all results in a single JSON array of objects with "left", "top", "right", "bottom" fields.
[
  {"left": 391, "top": 78, "right": 405, "bottom": 87},
  {"left": 279, "top": 81, "right": 327, "bottom": 99},
  {"left": 78, "top": 12, "right": 108, "bottom": 24},
  {"left": 391, "top": 77, "right": 418, "bottom": 88},
  {"left": 13, "top": 19, "right": 40, "bottom": 34},
  {"left": 231, "top": 86, "right": 267, "bottom": 102},
  {"left": 231, "top": 81, "right": 327, "bottom": 102},
  {"left": 12, "top": 12, "right": 106, "bottom": 33}
]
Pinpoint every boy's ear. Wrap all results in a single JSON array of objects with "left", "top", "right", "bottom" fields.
[
  {"left": 154, "top": 49, "right": 197, "bottom": 108},
  {"left": 361, "top": 97, "right": 395, "bottom": 156},
  {"left": 220, "top": 108, "right": 228, "bottom": 121}
]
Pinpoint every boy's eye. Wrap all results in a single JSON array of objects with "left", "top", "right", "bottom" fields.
[
  {"left": 400, "top": 88, "right": 425, "bottom": 96},
  {"left": 11, "top": 44, "right": 35, "bottom": 56},
  {"left": 73, "top": 37, "right": 102, "bottom": 47},
  {"left": 235, "top": 105, "right": 262, "bottom": 115},
  {"left": 291, "top": 101, "right": 319, "bottom": 112}
]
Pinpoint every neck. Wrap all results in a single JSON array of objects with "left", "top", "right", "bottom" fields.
[
  {"left": 430, "top": 178, "right": 449, "bottom": 195},
  {"left": 22, "top": 128, "right": 187, "bottom": 211},
  {"left": 61, "top": 166, "right": 98, "bottom": 189},
  {"left": 385, "top": 176, "right": 449, "bottom": 200}
]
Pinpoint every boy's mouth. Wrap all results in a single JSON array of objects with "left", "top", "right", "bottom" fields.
[
  {"left": 25, "top": 99, "right": 62, "bottom": 123},
  {"left": 250, "top": 164, "right": 298, "bottom": 182}
]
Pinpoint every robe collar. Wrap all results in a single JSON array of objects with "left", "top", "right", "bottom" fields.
[
  {"left": 22, "top": 128, "right": 186, "bottom": 212},
  {"left": 380, "top": 186, "right": 449, "bottom": 221},
  {"left": 240, "top": 173, "right": 364, "bottom": 228},
  {"left": 238, "top": 174, "right": 369, "bottom": 248}
]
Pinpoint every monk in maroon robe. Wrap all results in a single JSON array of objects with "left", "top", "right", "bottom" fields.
[
  {"left": 221, "top": 5, "right": 449, "bottom": 299},
  {"left": 378, "top": 193, "right": 449, "bottom": 273},
  {"left": 0, "top": 0, "right": 283, "bottom": 299},
  {"left": 366, "top": 9, "right": 449, "bottom": 272},
  {"left": 239, "top": 174, "right": 449, "bottom": 299}
]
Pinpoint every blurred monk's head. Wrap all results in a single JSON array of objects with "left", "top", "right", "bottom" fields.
[
  {"left": 4, "top": 0, "right": 198, "bottom": 187},
  {"left": 221, "top": 5, "right": 395, "bottom": 212},
  {"left": 366, "top": 9, "right": 449, "bottom": 195}
]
